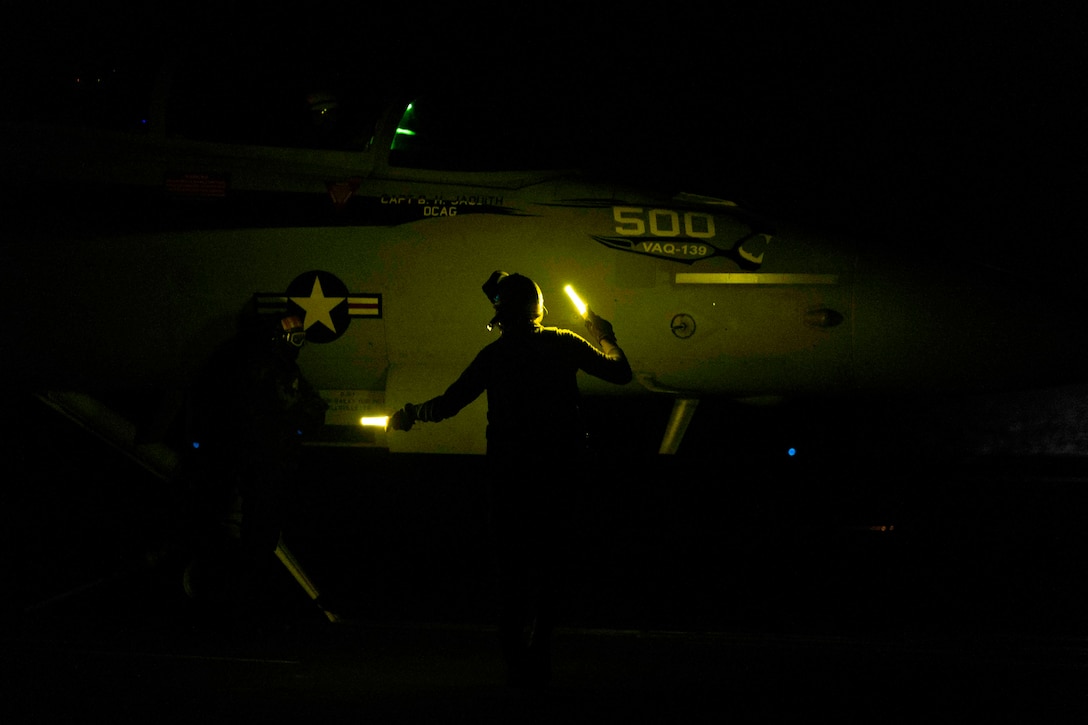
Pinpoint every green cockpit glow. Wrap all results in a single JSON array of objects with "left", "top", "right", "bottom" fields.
[{"left": 391, "top": 102, "right": 417, "bottom": 150}]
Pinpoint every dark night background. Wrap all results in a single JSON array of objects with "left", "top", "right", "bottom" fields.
[
  {"left": 3, "top": 4, "right": 1088, "bottom": 718},
  {"left": 6, "top": 2, "right": 1086, "bottom": 249}
]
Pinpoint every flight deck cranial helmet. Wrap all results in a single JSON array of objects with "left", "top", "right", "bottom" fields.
[
  {"left": 482, "top": 271, "right": 544, "bottom": 331},
  {"left": 279, "top": 314, "right": 306, "bottom": 345},
  {"left": 277, "top": 314, "right": 306, "bottom": 356}
]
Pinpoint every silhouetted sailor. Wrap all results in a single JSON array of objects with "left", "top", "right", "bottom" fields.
[
  {"left": 180, "top": 308, "right": 327, "bottom": 632},
  {"left": 389, "top": 271, "right": 632, "bottom": 686}
]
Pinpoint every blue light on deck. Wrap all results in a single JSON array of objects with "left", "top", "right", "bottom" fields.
[{"left": 788, "top": 447, "right": 797, "bottom": 457}]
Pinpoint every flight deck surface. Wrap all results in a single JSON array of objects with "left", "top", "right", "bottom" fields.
[
  {"left": 7, "top": 393, "right": 1088, "bottom": 722},
  {"left": 7, "top": 606, "right": 1087, "bottom": 723}
]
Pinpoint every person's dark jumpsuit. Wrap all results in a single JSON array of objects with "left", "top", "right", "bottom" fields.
[
  {"left": 183, "top": 312, "right": 327, "bottom": 631},
  {"left": 389, "top": 272, "right": 632, "bottom": 686}
]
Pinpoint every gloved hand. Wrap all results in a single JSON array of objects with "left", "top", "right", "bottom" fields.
[
  {"left": 388, "top": 403, "right": 417, "bottom": 431},
  {"left": 584, "top": 309, "right": 617, "bottom": 345}
]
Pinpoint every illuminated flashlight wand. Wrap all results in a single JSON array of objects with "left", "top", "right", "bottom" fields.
[
  {"left": 566, "top": 284, "right": 617, "bottom": 347},
  {"left": 360, "top": 415, "right": 390, "bottom": 428},
  {"left": 564, "top": 284, "right": 588, "bottom": 318}
]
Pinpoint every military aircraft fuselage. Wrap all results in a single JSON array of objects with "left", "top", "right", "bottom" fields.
[{"left": 2, "top": 90, "right": 1080, "bottom": 456}]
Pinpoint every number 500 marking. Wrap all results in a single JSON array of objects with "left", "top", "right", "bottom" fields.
[{"left": 613, "top": 207, "right": 716, "bottom": 239}]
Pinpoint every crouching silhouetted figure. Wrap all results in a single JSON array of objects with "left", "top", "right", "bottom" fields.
[{"left": 181, "top": 308, "right": 327, "bottom": 633}]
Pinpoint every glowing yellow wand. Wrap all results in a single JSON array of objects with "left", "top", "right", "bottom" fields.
[{"left": 564, "top": 284, "right": 587, "bottom": 318}]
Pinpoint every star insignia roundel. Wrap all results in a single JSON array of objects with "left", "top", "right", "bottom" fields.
[{"left": 256, "top": 270, "right": 382, "bottom": 344}]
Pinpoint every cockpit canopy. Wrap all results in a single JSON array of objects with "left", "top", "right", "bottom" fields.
[
  {"left": 6, "top": 20, "right": 626, "bottom": 175},
  {"left": 387, "top": 92, "right": 592, "bottom": 171}
]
